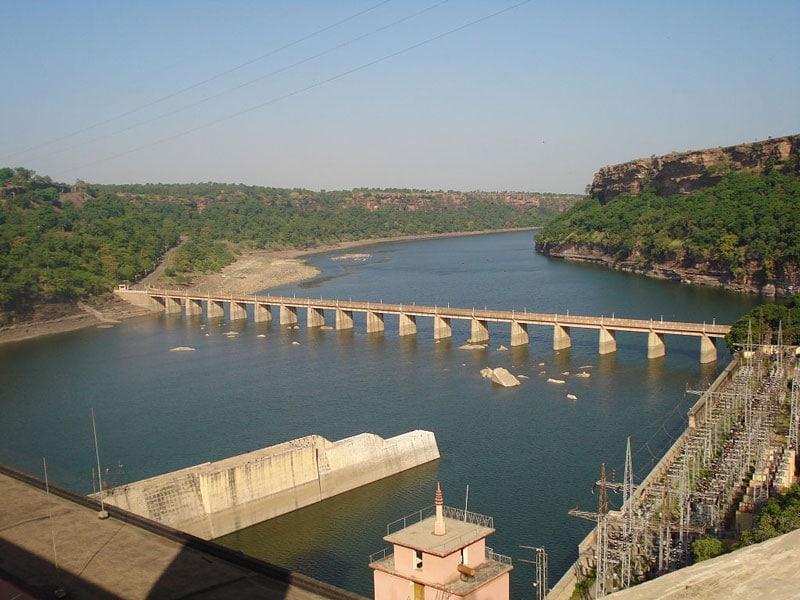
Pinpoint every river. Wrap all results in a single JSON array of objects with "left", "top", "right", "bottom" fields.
[{"left": 0, "top": 231, "right": 761, "bottom": 598}]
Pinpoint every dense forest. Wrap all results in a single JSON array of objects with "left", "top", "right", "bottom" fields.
[
  {"left": 535, "top": 168, "right": 800, "bottom": 290},
  {"left": 0, "top": 167, "right": 575, "bottom": 320},
  {"left": 725, "top": 293, "right": 800, "bottom": 348}
]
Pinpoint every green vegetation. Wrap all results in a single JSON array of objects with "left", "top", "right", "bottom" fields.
[
  {"left": 1, "top": 169, "right": 574, "bottom": 320},
  {"left": 692, "top": 536, "right": 725, "bottom": 562},
  {"left": 739, "top": 483, "right": 800, "bottom": 546},
  {"left": 725, "top": 293, "right": 800, "bottom": 348},
  {"left": 569, "top": 566, "right": 595, "bottom": 600},
  {"left": 536, "top": 171, "right": 800, "bottom": 281},
  {"left": 1, "top": 169, "right": 186, "bottom": 316}
]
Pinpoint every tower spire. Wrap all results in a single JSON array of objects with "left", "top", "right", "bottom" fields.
[{"left": 434, "top": 481, "right": 446, "bottom": 535}]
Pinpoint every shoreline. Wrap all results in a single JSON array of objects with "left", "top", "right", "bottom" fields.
[{"left": 0, "top": 228, "right": 536, "bottom": 345}]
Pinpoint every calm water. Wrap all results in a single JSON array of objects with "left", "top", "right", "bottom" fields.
[{"left": 0, "top": 231, "right": 761, "bottom": 598}]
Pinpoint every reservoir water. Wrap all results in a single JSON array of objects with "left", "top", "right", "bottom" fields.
[{"left": 0, "top": 231, "right": 761, "bottom": 597}]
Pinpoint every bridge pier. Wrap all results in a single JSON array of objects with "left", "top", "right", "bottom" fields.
[
  {"left": 470, "top": 319, "right": 489, "bottom": 344},
  {"left": 254, "top": 302, "right": 272, "bottom": 323},
  {"left": 230, "top": 301, "right": 248, "bottom": 321},
  {"left": 553, "top": 324, "right": 571, "bottom": 350},
  {"left": 700, "top": 334, "right": 717, "bottom": 363},
  {"left": 367, "top": 311, "right": 385, "bottom": 334},
  {"left": 510, "top": 321, "right": 528, "bottom": 347},
  {"left": 336, "top": 309, "right": 354, "bottom": 330},
  {"left": 206, "top": 299, "right": 224, "bottom": 319},
  {"left": 280, "top": 305, "right": 298, "bottom": 326},
  {"left": 307, "top": 306, "right": 325, "bottom": 328},
  {"left": 599, "top": 326, "right": 617, "bottom": 355},
  {"left": 399, "top": 313, "right": 417, "bottom": 337},
  {"left": 162, "top": 296, "right": 182, "bottom": 315},
  {"left": 434, "top": 316, "right": 452, "bottom": 340},
  {"left": 647, "top": 331, "right": 666, "bottom": 359},
  {"left": 185, "top": 298, "right": 203, "bottom": 317}
]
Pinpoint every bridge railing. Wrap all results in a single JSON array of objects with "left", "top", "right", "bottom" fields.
[{"left": 140, "top": 287, "right": 730, "bottom": 336}]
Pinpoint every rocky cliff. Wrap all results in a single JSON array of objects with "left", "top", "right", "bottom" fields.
[{"left": 590, "top": 134, "right": 800, "bottom": 203}]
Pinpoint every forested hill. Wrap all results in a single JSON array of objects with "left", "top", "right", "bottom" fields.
[
  {"left": 0, "top": 167, "right": 578, "bottom": 321},
  {"left": 535, "top": 136, "right": 800, "bottom": 297}
]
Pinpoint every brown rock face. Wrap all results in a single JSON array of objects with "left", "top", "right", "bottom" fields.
[{"left": 590, "top": 135, "right": 800, "bottom": 203}]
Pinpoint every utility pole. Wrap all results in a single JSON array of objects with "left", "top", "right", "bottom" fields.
[
  {"left": 520, "top": 545, "right": 548, "bottom": 600},
  {"left": 569, "top": 463, "right": 610, "bottom": 598}
]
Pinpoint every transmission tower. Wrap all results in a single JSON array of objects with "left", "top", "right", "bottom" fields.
[
  {"left": 520, "top": 545, "right": 548, "bottom": 600},
  {"left": 569, "top": 463, "right": 610, "bottom": 598}
]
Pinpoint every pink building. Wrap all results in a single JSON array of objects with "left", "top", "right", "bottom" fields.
[{"left": 369, "top": 483, "right": 512, "bottom": 600}]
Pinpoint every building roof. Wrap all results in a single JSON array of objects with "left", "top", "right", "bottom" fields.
[
  {"left": 606, "top": 527, "right": 800, "bottom": 599},
  {"left": 0, "top": 465, "right": 367, "bottom": 600},
  {"left": 384, "top": 514, "right": 494, "bottom": 556}
]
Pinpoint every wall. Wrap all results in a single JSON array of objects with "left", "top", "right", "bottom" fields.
[{"left": 101, "top": 430, "right": 439, "bottom": 539}]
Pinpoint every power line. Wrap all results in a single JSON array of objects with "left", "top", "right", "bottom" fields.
[
  {"left": 29, "top": 0, "right": 452, "bottom": 166},
  {"left": 51, "top": 0, "right": 533, "bottom": 180},
  {"left": 2, "top": 0, "right": 392, "bottom": 162}
]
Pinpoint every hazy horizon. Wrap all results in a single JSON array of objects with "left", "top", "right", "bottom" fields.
[{"left": 2, "top": 1, "right": 798, "bottom": 194}]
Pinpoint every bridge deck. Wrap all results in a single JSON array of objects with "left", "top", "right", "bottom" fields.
[{"left": 143, "top": 288, "right": 730, "bottom": 337}]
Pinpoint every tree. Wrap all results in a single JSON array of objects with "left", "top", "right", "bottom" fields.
[{"left": 692, "top": 536, "right": 725, "bottom": 562}]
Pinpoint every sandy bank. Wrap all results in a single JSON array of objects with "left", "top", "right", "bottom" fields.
[{"left": 0, "top": 229, "right": 535, "bottom": 345}]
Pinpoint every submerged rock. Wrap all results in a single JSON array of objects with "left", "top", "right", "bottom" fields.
[
  {"left": 485, "top": 367, "right": 520, "bottom": 387},
  {"left": 460, "top": 343, "right": 488, "bottom": 351}
]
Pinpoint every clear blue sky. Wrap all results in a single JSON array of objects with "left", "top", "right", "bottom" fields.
[{"left": 1, "top": 1, "right": 798, "bottom": 193}]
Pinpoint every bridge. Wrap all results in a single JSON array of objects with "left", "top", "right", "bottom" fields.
[{"left": 116, "top": 286, "right": 731, "bottom": 363}]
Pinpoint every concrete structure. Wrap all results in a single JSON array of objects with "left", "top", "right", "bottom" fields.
[
  {"left": 99, "top": 430, "right": 440, "bottom": 540},
  {"left": 116, "top": 286, "right": 731, "bottom": 363},
  {"left": 369, "top": 483, "right": 513, "bottom": 600},
  {"left": 0, "top": 464, "right": 368, "bottom": 600},
  {"left": 606, "top": 527, "right": 800, "bottom": 599}
]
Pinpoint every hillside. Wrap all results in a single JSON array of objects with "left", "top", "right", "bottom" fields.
[
  {"left": 589, "top": 134, "right": 800, "bottom": 202},
  {"left": 0, "top": 168, "right": 579, "bottom": 323},
  {"left": 536, "top": 136, "right": 800, "bottom": 296}
]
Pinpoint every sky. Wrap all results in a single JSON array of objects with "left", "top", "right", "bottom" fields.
[{"left": 1, "top": 1, "right": 798, "bottom": 194}]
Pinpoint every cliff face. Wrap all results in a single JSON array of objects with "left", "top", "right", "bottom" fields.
[
  {"left": 541, "top": 241, "right": 800, "bottom": 297},
  {"left": 590, "top": 135, "right": 800, "bottom": 203}
]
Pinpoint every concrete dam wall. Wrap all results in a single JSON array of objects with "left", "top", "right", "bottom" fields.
[{"left": 100, "top": 430, "right": 439, "bottom": 540}]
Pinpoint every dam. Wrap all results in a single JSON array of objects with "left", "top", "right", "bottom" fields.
[{"left": 99, "top": 430, "right": 440, "bottom": 540}]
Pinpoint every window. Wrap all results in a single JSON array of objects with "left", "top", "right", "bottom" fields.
[{"left": 414, "top": 550, "right": 423, "bottom": 570}]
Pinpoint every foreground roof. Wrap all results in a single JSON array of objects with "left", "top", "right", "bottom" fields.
[{"left": 0, "top": 465, "right": 367, "bottom": 600}]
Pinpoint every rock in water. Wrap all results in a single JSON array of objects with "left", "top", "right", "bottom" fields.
[
  {"left": 170, "top": 346, "right": 195, "bottom": 352},
  {"left": 490, "top": 367, "right": 520, "bottom": 387}
]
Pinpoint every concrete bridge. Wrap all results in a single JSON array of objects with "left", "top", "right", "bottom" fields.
[{"left": 116, "top": 286, "right": 731, "bottom": 363}]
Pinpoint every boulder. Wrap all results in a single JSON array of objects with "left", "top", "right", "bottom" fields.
[{"left": 489, "top": 367, "right": 520, "bottom": 387}]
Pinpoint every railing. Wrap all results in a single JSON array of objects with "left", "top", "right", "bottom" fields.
[
  {"left": 442, "top": 506, "right": 494, "bottom": 528},
  {"left": 134, "top": 287, "right": 731, "bottom": 337},
  {"left": 386, "top": 505, "right": 494, "bottom": 536},
  {"left": 368, "top": 544, "right": 513, "bottom": 567},
  {"left": 486, "top": 547, "right": 513, "bottom": 566},
  {"left": 368, "top": 546, "right": 392, "bottom": 564}
]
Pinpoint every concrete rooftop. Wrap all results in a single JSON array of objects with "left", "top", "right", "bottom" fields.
[
  {"left": 384, "top": 515, "right": 494, "bottom": 556},
  {"left": 0, "top": 465, "right": 368, "bottom": 600},
  {"left": 606, "top": 527, "right": 800, "bottom": 599}
]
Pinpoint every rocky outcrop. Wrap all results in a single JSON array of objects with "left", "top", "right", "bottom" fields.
[
  {"left": 590, "top": 135, "right": 800, "bottom": 203},
  {"left": 543, "top": 242, "right": 800, "bottom": 297}
]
